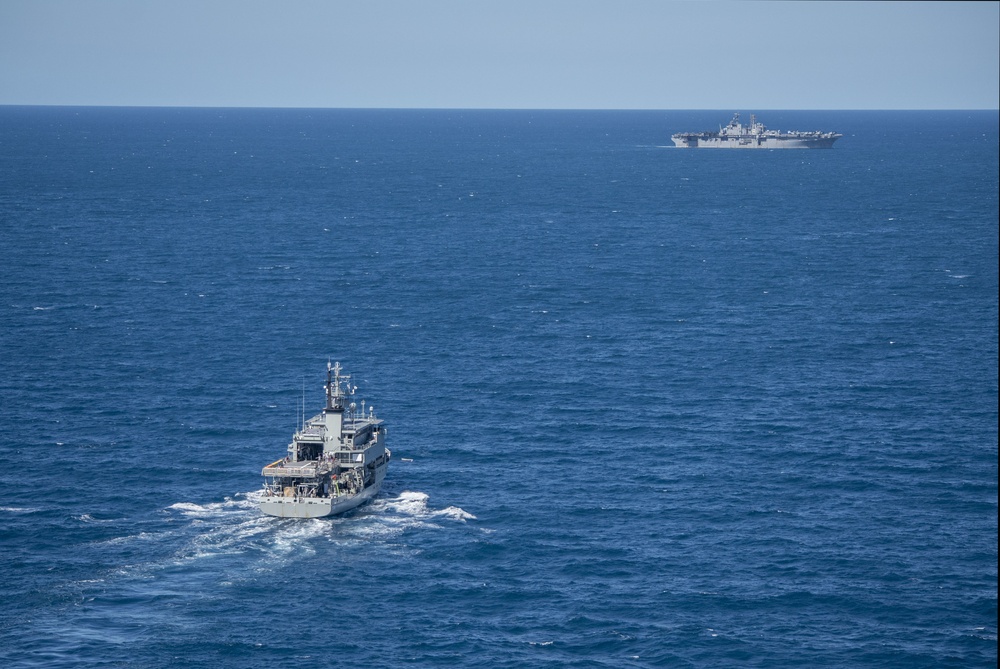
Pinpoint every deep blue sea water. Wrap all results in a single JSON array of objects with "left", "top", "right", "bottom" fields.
[{"left": 0, "top": 107, "right": 997, "bottom": 668}]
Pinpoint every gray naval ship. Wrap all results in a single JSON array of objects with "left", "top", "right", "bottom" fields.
[
  {"left": 259, "top": 362, "right": 390, "bottom": 519},
  {"left": 672, "top": 113, "right": 842, "bottom": 149}
]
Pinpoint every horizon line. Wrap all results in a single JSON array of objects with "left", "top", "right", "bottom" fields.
[{"left": 2, "top": 104, "right": 998, "bottom": 112}]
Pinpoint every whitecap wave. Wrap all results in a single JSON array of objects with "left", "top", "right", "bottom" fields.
[
  {"left": 100, "top": 531, "right": 161, "bottom": 546},
  {"left": 0, "top": 506, "right": 41, "bottom": 513},
  {"left": 437, "top": 506, "right": 476, "bottom": 521},
  {"left": 381, "top": 490, "right": 476, "bottom": 521},
  {"left": 166, "top": 494, "right": 257, "bottom": 518},
  {"left": 166, "top": 502, "right": 206, "bottom": 515},
  {"left": 382, "top": 490, "right": 433, "bottom": 515},
  {"left": 357, "top": 491, "right": 477, "bottom": 536}
]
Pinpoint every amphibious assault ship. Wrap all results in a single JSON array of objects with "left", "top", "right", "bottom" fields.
[
  {"left": 259, "top": 362, "right": 390, "bottom": 519},
  {"left": 672, "top": 113, "right": 841, "bottom": 149}
]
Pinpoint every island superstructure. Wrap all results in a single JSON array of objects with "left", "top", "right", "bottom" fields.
[
  {"left": 259, "top": 362, "right": 390, "bottom": 519},
  {"left": 672, "top": 113, "right": 842, "bottom": 149}
]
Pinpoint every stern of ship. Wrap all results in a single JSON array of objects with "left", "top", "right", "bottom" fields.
[{"left": 259, "top": 494, "right": 336, "bottom": 519}]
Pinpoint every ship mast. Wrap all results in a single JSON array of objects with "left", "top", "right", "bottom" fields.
[{"left": 325, "top": 361, "right": 347, "bottom": 412}]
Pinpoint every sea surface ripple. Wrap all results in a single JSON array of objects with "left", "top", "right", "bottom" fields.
[{"left": 1, "top": 108, "right": 997, "bottom": 668}]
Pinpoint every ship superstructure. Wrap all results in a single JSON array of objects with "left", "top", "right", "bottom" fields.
[
  {"left": 672, "top": 113, "right": 841, "bottom": 149},
  {"left": 259, "top": 362, "right": 390, "bottom": 519}
]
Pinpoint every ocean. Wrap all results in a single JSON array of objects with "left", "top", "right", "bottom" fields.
[{"left": 0, "top": 107, "right": 996, "bottom": 668}]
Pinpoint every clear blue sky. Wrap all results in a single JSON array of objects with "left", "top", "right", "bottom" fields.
[{"left": 1, "top": 0, "right": 997, "bottom": 109}]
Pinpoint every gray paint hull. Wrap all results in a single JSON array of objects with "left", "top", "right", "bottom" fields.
[
  {"left": 259, "top": 465, "right": 386, "bottom": 519},
  {"left": 672, "top": 136, "right": 839, "bottom": 149},
  {"left": 671, "top": 113, "right": 841, "bottom": 149}
]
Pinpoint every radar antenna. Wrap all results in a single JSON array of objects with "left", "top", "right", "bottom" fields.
[{"left": 325, "top": 361, "right": 348, "bottom": 412}]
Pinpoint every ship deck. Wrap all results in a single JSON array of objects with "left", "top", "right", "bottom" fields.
[{"left": 262, "top": 459, "right": 329, "bottom": 478}]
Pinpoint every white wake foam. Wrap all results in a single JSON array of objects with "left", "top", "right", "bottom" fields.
[
  {"left": 159, "top": 489, "right": 476, "bottom": 565},
  {"left": 380, "top": 491, "right": 476, "bottom": 521},
  {"left": 166, "top": 494, "right": 258, "bottom": 518}
]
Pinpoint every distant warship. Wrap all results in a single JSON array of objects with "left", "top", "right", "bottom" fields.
[
  {"left": 259, "top": 362, "right": 390, "bottom": 518},
  {"left": 672, "top": 113, "right": 842, "bottom": 149}
]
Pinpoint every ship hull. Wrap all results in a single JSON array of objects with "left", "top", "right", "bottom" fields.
[
  {"left": 259, "top": 463, "right": 388, "bottom": 519},
  {"left": 672, "top": 135, "right": 840, "bottom": 149}
]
